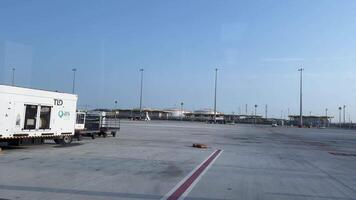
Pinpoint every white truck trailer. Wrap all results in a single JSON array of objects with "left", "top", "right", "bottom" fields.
[{"left": 0, "top": 84, "right": 78, "bottom": 145}]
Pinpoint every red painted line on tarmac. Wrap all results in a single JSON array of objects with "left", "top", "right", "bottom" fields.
[{"left": 167, "top": 149, "right": 222, "bottom": 200}]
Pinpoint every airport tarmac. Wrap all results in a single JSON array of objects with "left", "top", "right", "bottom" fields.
[{"left": 0, "top": 121, "right": 356, "bottom": 200}]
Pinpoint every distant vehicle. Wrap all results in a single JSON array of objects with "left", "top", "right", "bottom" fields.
[
  {"left": 131, "top": 111, "right": 151, "bottom": 121},
  {"left": 74, "top": 111, "right": 120, "bottom": 139},
  {"left": 0, "top": 85, "right": 77, "bottom": 145},
  {"left": 272, "top": 123, "right": 278, "bottom": 127}
]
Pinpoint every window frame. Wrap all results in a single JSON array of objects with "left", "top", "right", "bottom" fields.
[
  {"left": 76, "top": 113, "right": 86, "bottom": 125},
  {"left": 23, "top": 104, "right": 53, "bottom": 131},
  {"left": 39, "top": 105, "right": 52, "bottom": 130},
  {"left": 23, "top": 104, "right": 39, "bottom": 130}
]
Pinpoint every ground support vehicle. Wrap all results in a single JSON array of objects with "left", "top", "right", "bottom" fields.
[
  {"left": 74, "top": 111, "right": 120, "bottom": 140},
  {"left": 0, "top": 85, "right": 78, "bottom": 145}
]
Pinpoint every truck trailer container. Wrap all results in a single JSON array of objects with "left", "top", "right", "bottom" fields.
[{"left": 0, "top": 84, "right": 78, "bottom": 145}]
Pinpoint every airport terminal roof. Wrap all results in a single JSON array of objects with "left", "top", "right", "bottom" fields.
[{"left": 289, "top": 115, "right": 334, "bottom": 119}]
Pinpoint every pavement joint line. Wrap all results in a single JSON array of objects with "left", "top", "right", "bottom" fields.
[
  {"left": 161, "top": 149, "right": 223, "bottom": 200},
  {"left": 303, "top": 159, "right": 356, "bottom": 196}
]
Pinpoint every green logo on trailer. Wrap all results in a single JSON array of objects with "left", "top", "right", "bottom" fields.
[{"left": 58, "top": 110, "right": 70, "bottom": 119}]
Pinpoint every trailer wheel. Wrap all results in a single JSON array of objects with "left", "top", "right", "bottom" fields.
[
  {"left": 91, "top": 134, "right": 95, "bottom": 139},
  {"left": 62, "top": 135, "right": 72, "bottom": 144},
  {"left": 54, "top": 136, "right": 72, "bottom": 145},
  {"left": 102, "top": 132, "right": 107, "bottom": 138}
]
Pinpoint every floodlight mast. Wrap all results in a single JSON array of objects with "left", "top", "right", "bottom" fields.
[{"left": 298, "top": 68, "right": 304, "bottom": 127}]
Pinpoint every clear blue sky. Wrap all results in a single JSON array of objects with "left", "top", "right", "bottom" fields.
[{"left": 0, "top": 0, "right": 355, "bottom": 120}]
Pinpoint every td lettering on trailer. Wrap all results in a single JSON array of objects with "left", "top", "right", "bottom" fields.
[{"left": 54, "top": 99, "right": 63, "bottom": 106}]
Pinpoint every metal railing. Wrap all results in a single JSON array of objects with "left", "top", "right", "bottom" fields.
[{"left": 101, "top": 117, "right": 120, "bottom": 129}]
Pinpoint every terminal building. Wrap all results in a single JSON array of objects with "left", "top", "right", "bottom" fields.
[
  {"left": 117, "top": 108, "right": 171, "bottom": 120},
  {"left": 289, "top": 115, "right": 333, "bottom": 127},
  {"left": 96, "top": 108, "right": 323, "bottom": 125},
  {"left": 96, "top": 108, "right": 189, "bottom": 120},
  {"left": 185, "top": 109, "right": 225, "bottom": 123},
  {"left": 224, "top": 114, "right": 265, "bottom": 124},
  {"left": 94, "top": 108, "right": 275, "bottom": 124},
  {"left": 163, "top": 108, "right": 186, "bottom": 120}
]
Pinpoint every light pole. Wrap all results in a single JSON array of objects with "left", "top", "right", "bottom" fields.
[
  {"left": 245, "top": 104, "right": 248, "bottom": 115},
  {"left": 281, "top": 110, "right": 283, "bottom": 119},
  {"left": 213, "top": 68, "right": 218, "bottom": 123},
  {"left": 265, "top": 104, "right": 268, "bottom": 119},
  {"left": 139, "top": 68, "right": 144, "bottom": 119},
  {"left": 281, "top": 110, "right": 284, "bottom": 126},
  {"left": 254, "top": 104, "right": 258, "bottom": 125},
  {"left": 180, "top": 102, "right": 184, "bottom": 121},
  {"left": 343, "top": 105, "right": 346, "bottom": 124},
  {"left": 114, "top": 100, "right": 118, "bottom": 121},
  {"left": 72, "top": 68, "right": 77, "bottom": 94},
  {"left": 338, "top": 107, "right": 342, "bottom": 128},
  {"left": 298, "top": 68, "right": 304, "bottom": 127},
  {"left": 325, "top": 108, "right": 328, "bottom": 127},
  {"left": 287, "top": 108, "right": 290, "bottom": 118},
  {"left": 11, "top": 67, "right": 15, "bottom": 86}
]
